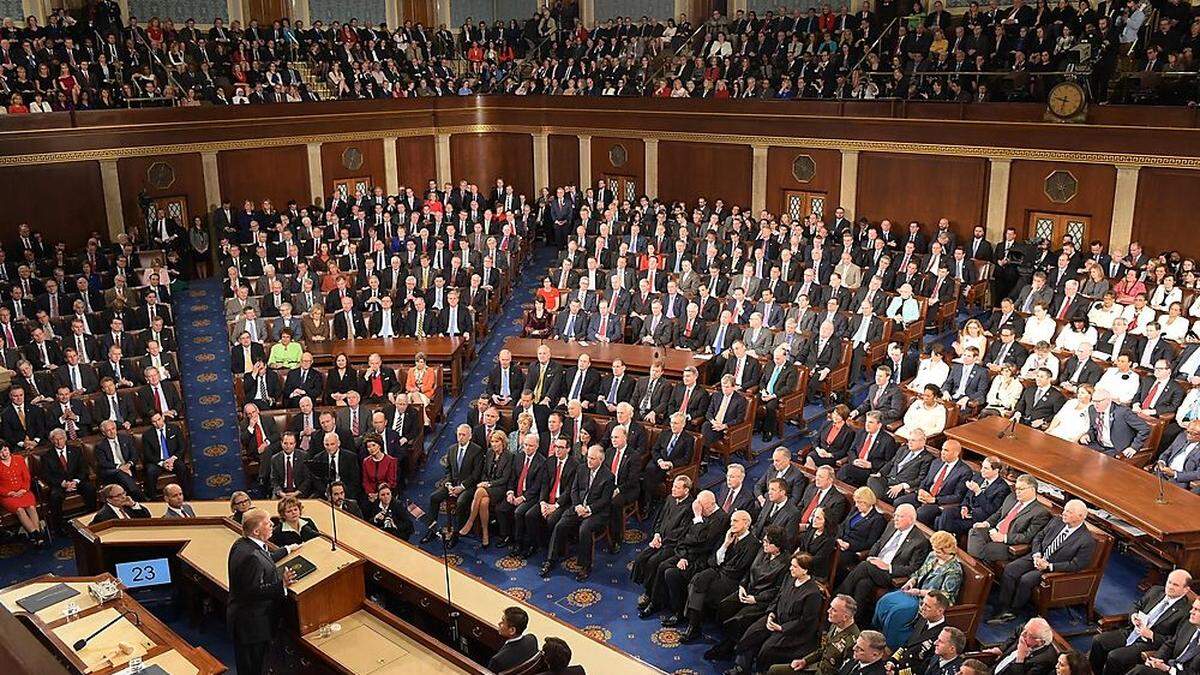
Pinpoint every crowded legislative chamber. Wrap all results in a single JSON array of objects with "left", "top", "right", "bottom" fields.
[{"left": 4, "top": 0, "right": 1200, "bottom": 674}]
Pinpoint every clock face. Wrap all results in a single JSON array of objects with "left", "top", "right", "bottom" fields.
[{"left": 1049, "top": 82, "right": 1086, "bottom": 118}]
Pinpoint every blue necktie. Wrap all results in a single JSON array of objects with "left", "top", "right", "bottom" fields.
[{"left": 159, "top": 430, "right": 168, "bottom": 460}]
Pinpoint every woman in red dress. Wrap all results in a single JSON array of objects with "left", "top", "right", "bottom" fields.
[{"left": 0, "top": 445, "right": 44, "bottom": 544}]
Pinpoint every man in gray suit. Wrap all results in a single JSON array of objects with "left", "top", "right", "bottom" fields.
[
  {"left": 741, "top": 313, "right": 774, "bottom": 359},
  {"left": 231, "top": 306, "right": 268, "bottom": 345},
  {"left": 1013, "top": 272, "right": 1054, "bottom": 313},
  {"left": 966, "top": 474, "right": 1051, "bottom": 562},
  {"left": 1084, "top": 389, "right": 1151, "bottom": 458},
  {"left": 990, "top": 499, "right": 1097, "bottom": 623}
]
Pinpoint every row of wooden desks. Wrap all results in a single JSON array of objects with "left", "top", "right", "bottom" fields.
[
  {"left": 306, "top": 336, "right": 468, "bottom": 395},
  {"left": 70, "top": 500, "right": 664, "bottom": 675},
  {"left": 945, "top": 417, "right": 1200, "bottom": 575},
  {"left": 0, "top": 574, "right": 225, "bottom": 674},
  {"left": 501, "top": 336, "right": 712, "bottom": 379}
]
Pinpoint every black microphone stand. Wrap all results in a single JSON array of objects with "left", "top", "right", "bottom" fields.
[
  {"left": 72, "top": 610, "right": 140, "bottom": 650},
  {"left": 438, "top": 528, "right": 462, "bottom": 652},
  {"left": 329, "top": 490, "right": 339, "bottom": 551}
]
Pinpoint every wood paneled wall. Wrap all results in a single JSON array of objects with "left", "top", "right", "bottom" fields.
[
  {"left": 765, "top": 147, "right": 843, "bottom": 217},
  {"left": 1132, "top": 168, "right": 1200, "bottom": 257},
  {"left": 448, "top": 133, "right": 535, "bottom": 198},
  {"left": 856, "top": 153, "right": 989, "bottom": 242},
  {"left": 320, "top": 139, "right": 385, "bottom": 194},
  {"left": 217, "top": 145, "right": 311, "bottom": 209},
  {"left": 590, "top": 136, "right": 645, "bottom": 197},
  {"left": 657, "top": 142, "right": 753, "bottom": 208},
  {"left": 1006, "top": 160, "right": 1116, "bottom": 246},
  {"left": 0, "top": 162, "right": 106, "bottom": 248},
  {"left": 548, "top": 134, "right": 580, "bottom": 190},
  {"left": 117, "top": 153, "right": 208, "bottom": 229},
  {"left": 396, "top": 136, "right": 437, "bottom": 191}
]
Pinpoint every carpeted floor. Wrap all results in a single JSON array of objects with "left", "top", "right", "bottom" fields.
[{"left": 0, "top": 248, "right": 1146, "bottom": 672}]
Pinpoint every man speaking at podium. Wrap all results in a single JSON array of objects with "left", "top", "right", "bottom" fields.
[{"left": 228, "top": 507, "right": 296, "bottom": 674}]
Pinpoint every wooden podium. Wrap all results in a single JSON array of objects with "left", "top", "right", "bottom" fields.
[
  {"left": 0, "top": 573, "right": 225, "bottom": 674},
  {"left": 279, "top": 538, "right": 365, "bottom": 635}
]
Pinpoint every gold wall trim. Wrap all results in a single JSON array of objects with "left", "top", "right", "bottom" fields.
[{"left": 3, "top": 122, "right": 1200, "bottom": 171}]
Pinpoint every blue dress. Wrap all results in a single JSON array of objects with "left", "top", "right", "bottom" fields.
[{"left": 873, "top": 553, "right": 963, "bottom": 647}]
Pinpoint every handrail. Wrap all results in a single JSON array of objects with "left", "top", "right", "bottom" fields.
[{"left": 849, "top": 17, "right": 899, "bottom": 73}]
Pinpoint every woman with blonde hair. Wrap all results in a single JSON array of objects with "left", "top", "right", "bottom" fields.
[
  {"left": 453, "top": 430, "right": 513, "bottom": 548},
  {"left": 508, "top": 412, "right": 533, "bottom": 454},
  {"left": 271, "top": 495, "right": 319, "bottom": 547},
  {"left": 873, "top": 530, "right": 963, "bottom": 646}
]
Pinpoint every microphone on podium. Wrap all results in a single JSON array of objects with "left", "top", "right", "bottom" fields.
[
  {"left": 73, "top": 610, "right": 140, "bottom": 651},
  {"left": 997, "top": 412, "right": 1021, "bottom": 439}
]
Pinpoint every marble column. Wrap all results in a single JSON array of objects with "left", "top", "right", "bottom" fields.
[
  {"left": 644, "top": 138, "right": 659, "bottom": 199},
  {"left": 985, "top": 158, "right": 1012, "bottom": 242},
  {"left": 839, "top": 149, "right": 859, "bottom": 218},
  {"left": 306, "top": 142, "right": 324, "bottom": 205},
  {"left": 1109, "top": 165, "right": 1140, "bottom": 254},
  {"left": 751, "top": 144, "right": 768, "bottom": 214},
  {"left": 578, "top": 135, "right": 592, "bottom": 190},
  {"left": 99, "top": 159, "right": 124, "bottom": 241}
]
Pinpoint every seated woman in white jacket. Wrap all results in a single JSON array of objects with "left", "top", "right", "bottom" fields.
[
  {"left": 981, "top": 363, "right": 1024, "bottom": 417},
  {"left": 1046, "top": 383, "right": 1095, "bottom": 442},
  {"left": 1159, "top": 301, "right": 1189, "bottom": 342},
  {"left": 1053, "top": 317, "right": 1098, "bottom": 353},
  {"left": 895, "top": 384, "right": 947, "bottom": 440},
  {"left": 907, "top": 344, "right": 950, "bottom": 393},
  {"left": 1019, "top": 341, "right": 1060, "bottom": 380},
  {"left": 1020, "top": 303, "right": 1057, "bottom": 345}
]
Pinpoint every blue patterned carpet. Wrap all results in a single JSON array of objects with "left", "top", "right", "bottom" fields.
[{"left": 0, "top": 253, "right": 1147, "bottom": 672}]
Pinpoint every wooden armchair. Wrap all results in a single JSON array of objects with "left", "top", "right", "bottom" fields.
[
  {"left": 1032, "top": 522, "right": 1114, "bottom": 621},
  {"left": 945, "top": 546, "right": 994, "bottom": 645},
  {"left": 896, "top": 297, "right": 930, "bottom": 351},
  {"left": 705, "top": 394, "right": 758, "bottom": 465},
  {"left": 966, "top": 261, "right": 992, "bottom": 310},
  {"left": 776, "top": 365, "right": 812, "bottom": 437},
  {"left": 818, "top": 341, "right": 853, "bottom": 402}
]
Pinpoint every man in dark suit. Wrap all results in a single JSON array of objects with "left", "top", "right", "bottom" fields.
[
  {"left": 559, "top": 354, "right": 601, "bottom": 409},
  {"left": 702, "top": 375, "right": 749, "bottom": 445},
  {"left": 755, "top": 447, "right": 807, "bottom": 505},
  {"left": 139, "top": 413, "right": 188, "bottom": 498},
  {"left": 758, "top": 347, "right": 798, "bottom": 441},
  {"left": 990, "top": 499, "right": 1098, "bottom": 623},
  {"left": 631, "top": 363, "right": 673, "bottom": 424},
  {"left": 643, "top": 413, "right": 695, "bottom": 506},
  {"left": 800, "top": 322, "right": 844, "bottom": 398},
  {"left": 40, "top": 429, "right": 97, "bottom": 532},
  {"left": 526, "top": 343, "right": 564, "bottom": 407},
  {"left": 853, "top": 367, "right": 906, "bottom": 425},
  {"left": 1058, "top": 344, "right": 1103, "bottom": 392},
  {"left": 985, "top": 328, "right": 1029, "bottom": 370},
  {"left": 964, "top": 472, "right": 1051, "bottom": 561},
  {"left": 487, "top": 349, "right": 525, "bottom": 407},
  {"left": 867, "top": 432, "right": 936, "bottom": 503},
  {"left": 834, "top": 631, "right": 890, "bottom": 675},
  {"left": 420, "top": 424, "right": 483, "bottom": 543},
  {"left": 90, "top": 483, "right": 152, "bottom": 524},
  {"left": 1157, "top": 420, "right": 1200, "bottom": 490},
  {"left": 541, "top": 446, "right": 614, "bottom": 581},
  {"left": 1014, "top": 369, "right": 1066, "bottom": 429},
  {"left": 668, "top": 367, "right": 710, "bottom": 428},
  {"left": 487, "top": 606, "right": 539, "bottom": 672},
  {"left": 283, "top": 353, "right": 324, "bottom": 407},
  {"left": 754, "top": 478, "right": 802, "bottom": 543},
  {"left": 1089, "top": 569, "right": 1194, "bottom": 675},
  {"left": 979, "top": 617, "right": 1059, "bottom": 675},
  {"left": 227, "top": 508, "right": 296, "bottom": 675},
  {"left": 796, "top": 465, "right": 849, "bottom": 530},
  {"left": 243, "top": 361, "right": 282, "bottom": 411},
  {"left": 519, "top": 438, "right": 577, "bottom": 559},
  {"left": 837, "top": 412, "right": 899, "bottom": 487},
  {"left": 1127, "top": 599, "right": 1200, "bottom": 675},
  {"left": 595, "top": 359, "right": 636, "bottom": 416},
  {"left": 307, "top": 431, "right": 363, "bottom": 504},
  {"left": 847, "top": 302, "right": 887, "bottom": 382},
  {"left": 1134, "top": 360, "right": 1186, "bottom": 418},
  {"left": 1, "top": 386, "right": 49, "bottom": 449},
  {"left": 496, "top": 433, "right": 546, "bottom": 549},
  {"left": 837, "top": 503, "right": 931, "bottom": 626},
  {"left": 230, "top": 332, "right": 265, "bottom": 375},
  {"left": 604, "top": 426, "right": 642, "bottom": 554},
  {"left": 136, "top": 369, "right": 183, "bottom": 423},
  {"left": 895, "top": 440, "right": 973, "bottom": 527},
  {"left": 1084, "top": 391, "right": 1151, "bottom": 458},
  {"left": 943, "top": 347, "right": 990, "bottom": 409},
  {"left": 270, "top": 433, "right": 313, "bottom": 498}
]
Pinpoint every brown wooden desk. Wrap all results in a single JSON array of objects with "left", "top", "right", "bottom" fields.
[
  {"left": 70, "top": 501, "right": 664, "bottom": 675},
  {"left": 306, "top": 337, "right": 468, "bottom": 395},
  {"left": 945, "top": 417, "right": 1200, "bottom": 575},
  {"left": 0, "top": 573, "right": 225, "bottom": 674},
  {"left": 502, "top": 336, "right": 710, "bottom": 380}
]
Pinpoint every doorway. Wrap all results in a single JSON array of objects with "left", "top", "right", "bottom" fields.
[
  {"left": 1027, "top": 211, "right": 1090, "bottom": 247},
  {"left": 782, "top": 190, "right": 827, "bottom": 222},
  {"left": 603, "top": 174, "right": 638, "bottom": 204}
]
